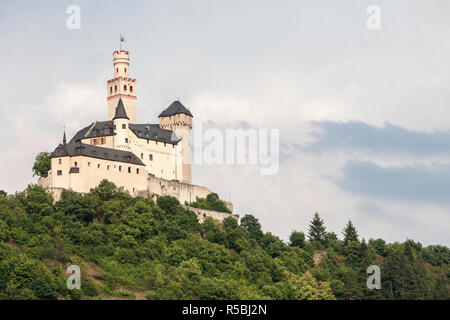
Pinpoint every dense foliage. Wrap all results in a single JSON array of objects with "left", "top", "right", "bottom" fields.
[
  {"left": 0, "top": 181, "right": 448, "bottom": 300},
  {"left": 187, "top": 193, "right": 231, "bottom": 213},
  {"left": 32, "top": 152, "right": 51, "bottom": 178}
]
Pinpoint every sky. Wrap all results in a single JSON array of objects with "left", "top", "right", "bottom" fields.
[{"left": 1, "top": 0, "right": 450, "bottom": 246}]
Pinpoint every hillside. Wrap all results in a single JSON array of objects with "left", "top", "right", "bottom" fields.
[{"left": 0, "top": 180, "right": 448, "bottom": 300}]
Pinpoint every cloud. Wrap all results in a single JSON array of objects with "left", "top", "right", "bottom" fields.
[
  {"left": 337, "top": 160, "right": 450, "bottom": 205},
  {"left": 305, "top": 121, "right": 450, "bottom": 157}
]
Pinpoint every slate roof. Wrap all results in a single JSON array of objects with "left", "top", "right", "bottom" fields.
[
  {"left": 113, "top": 98, "right": 129, "bottom": 120},
  {"left": 70, "top": 121, "right": 115, "bottom": 142},
  {"left": 158, "top": 100, "right": 193, "bottom": 118},
  {"left": 129, "top": 123, "right": 179, "bottom": 144},
  {"left": 51, "top": 141, "right": 145, "bottom": 166}
]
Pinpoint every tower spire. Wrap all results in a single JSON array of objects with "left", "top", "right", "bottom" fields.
[{"left": 63, "top": 127, "right": 67, "bottom": 145}]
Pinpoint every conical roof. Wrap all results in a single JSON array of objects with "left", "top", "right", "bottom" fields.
[
  {"left": 113, "top": 98, "right": 129, "bottom": 120},
  {"left": 158, "top": 100, "right": 193, "bottom": 118}
]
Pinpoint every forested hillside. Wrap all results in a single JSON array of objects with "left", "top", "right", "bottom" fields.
[{"left": 0, "top": 180, "right": 448, "bottom": 300}]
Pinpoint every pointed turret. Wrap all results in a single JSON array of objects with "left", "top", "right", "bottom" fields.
[
  {"left": 63, "top": 128, "right": 67, "bottom": 145},
  {"left": 113, "top": 98, "right": 129, "bottom": 120},
  {"left": 113, "top": 98, "right": 130, "bottom": 150}
]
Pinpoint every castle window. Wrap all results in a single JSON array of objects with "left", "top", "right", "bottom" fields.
[
  {"left": 125, "top": 138, "right": 128, "bottom": 143},
  {"left": 147, "top": 139, "right": 149, "bottom": 144},
  {"left": 110, "top": 87, "right": 112, "bottom": 95},
  {"left": 114, "top": 125, "right": 116, "bottom": 130},
  {"left": 140, "top": 153, "right": 143, "bottom": 159},
  {"left": 88, "top": 162, "right": 91, "bottom": 166},
  {"left": 124, "top": 68, "right": 127, "bottom": 73},
  {"left": 122, "top": 124, "right": 126, "bottom": 129},
  {"left": 114, "top": 85, "right": 117, "bottom": 93},
  {"left": 149, "top": 154, "right": 153, "bottom": 161},
  {"left": 58, "top": 159, "right": 62, "bottom": 164},
  {"left": 74, "top": 162, "right": 78, "bottom": 167},
  {"left": 107, "top": 165, "right": 110, "bottom": 170},
  {"left": 164, "top": 142, "right": 166, "bottom": 147},
  {"left": 130, "top": 86, "right": 133, "bottom": 93},
  {"left": 136, "top": 168, "right": 139, "bottom": 174},
  {"left": 57, "top": 170, "right": 62, "bottom": 176},
  {"left": 116, "top": 67, "right": 118, "bottom": 73},
  {"left": 97, "top": 164, "right": 100, "bottom": 169},
  {"left": 119, "top": 166, "right": 122, "bottom": 172},
  {"left": 128, "top": 167, "right": 131, "bottom": 173},
  {"left": 124, "top": 85, "right": 127, "bottom": 91}
]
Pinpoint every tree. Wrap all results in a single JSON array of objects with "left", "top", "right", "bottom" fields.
[
  {"left": 240, "top": 215, "right": 264, "bottom": 242},
  {"left": 343, "top": 220, "right": 359, "bottom": 245},
  {"left": 369, "top": 238, "right": 387, "bottom": 257},
  {"left": 188, "top": 193, "right": 230, "bottom": 213},
  {"left": 308, "top": 212, "right": 327, "bottom": 244},
  {"left": 32, "top": 152, "right": 51, "bottom": 178},
  {"left": 289, "top": 231, "right": 305, "bottom": 248},
  {"left": 0, "top": 190, "right": 6, "bottom": 197}
]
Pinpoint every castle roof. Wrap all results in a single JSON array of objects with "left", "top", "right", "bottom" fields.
[
  {"left": 129, "top": 123, "right": 179, "bottom": 144},
  {"left": 158, "top": 101, "right": 193, "bottom": 118},
  {"left": 70, "top": 121, "right": 115, "bottom": 143},
  {"left": 113, "top": 98, "right": 129, "bottom": 120},
  {"left": 70, "top": 120, "right": 178, "bottom": 145},
  {"left": 51, "top": 141, "right": 145, "bottom": 166}
]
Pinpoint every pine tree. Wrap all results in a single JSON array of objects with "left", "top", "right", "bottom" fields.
[
  {"left": 342, "top": 220, "right": 359, "bottom": 245},
  {"left": 308, "top": 212, "right": 327, "bottom": 244}
]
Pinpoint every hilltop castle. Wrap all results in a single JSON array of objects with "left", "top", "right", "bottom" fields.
[{"left": 39, "top": 49, "right": 233, "bottom": 221}]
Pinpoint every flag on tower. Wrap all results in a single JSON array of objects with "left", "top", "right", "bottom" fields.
[{"left": 119, "top": 34, "right": 126, "bottom": 50}]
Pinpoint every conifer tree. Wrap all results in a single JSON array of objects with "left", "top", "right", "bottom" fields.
[
  {"left": 308, "top": 212, "right": 327, "bottom": 244},
  {"left": 342, "top": 220, "right": 359, "bottom": 245}
]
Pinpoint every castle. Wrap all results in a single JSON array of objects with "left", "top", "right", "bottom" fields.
[{"left": 39, "top": 49, "right": 234, "bottom": 222}]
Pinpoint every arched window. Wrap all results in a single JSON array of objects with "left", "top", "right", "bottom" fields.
[
  {"left": 128, "top": 167, "right": 131, "bottom": 173},
  {"left": 116, "top": 67, "right": 118, "bottom": 73},
  {"left": 130, "top": 86, "right": 133, "bottom": 93},
  {"left": 114, "top": 85, "right": 117, "bottom": 93},
  {"left": 124, "top": 68, "right": 127, "bottom": 73},
  {"left": 124, "top": 85, "right": 127, "bottom": 91},
  {"left": 110, "top": 87, "right": 112, "bottom": 95}
]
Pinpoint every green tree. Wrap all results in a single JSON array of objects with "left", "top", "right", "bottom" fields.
[
  {"left": 308, "top": 212, "right": 327, "bottom": 244},
  {"left": 289, "top": 231, "right": 305, "bottom": 248},
  {"left": 32, "top": 152, "right": 51, "bottom": 178},
  {"left": 240, "top": 215, "right": 264, "bottom": 242},
  {"left": 342, "top": 220, "right": 359, "bottom": 245}
]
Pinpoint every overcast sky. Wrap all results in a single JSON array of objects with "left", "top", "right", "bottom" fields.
[{"left": 1, "top": 0, "right": 450, "bottom": 246}]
